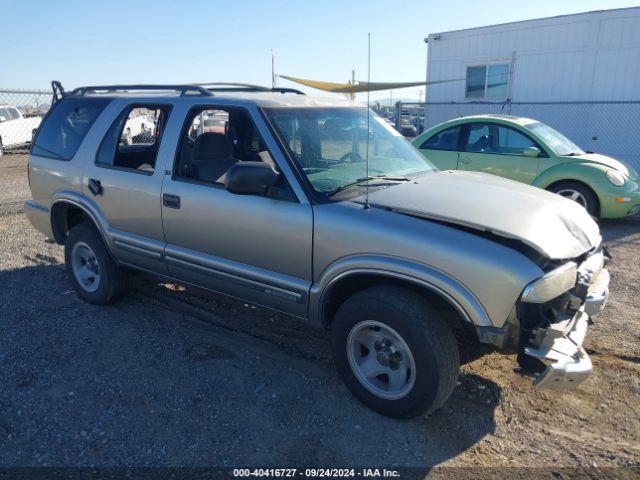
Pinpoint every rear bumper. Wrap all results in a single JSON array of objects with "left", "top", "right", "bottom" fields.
[
  {"left": 24, "top": 200, "right": 53, "bottom": 239},
  {"left": 523, "top": 267, "right": 609, "bottom": 390}
]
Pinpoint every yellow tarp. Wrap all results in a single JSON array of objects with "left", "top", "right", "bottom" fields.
[{"left": 279, "top": 75, "right": 426, "bottom": 93}]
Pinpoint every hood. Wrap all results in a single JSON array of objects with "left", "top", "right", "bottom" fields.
[
  {"left": 355, "top": 170, "right": 601, "bottom": 260},
  {"left": 568, "top": 152, "right": 639, "bottom": 180}
]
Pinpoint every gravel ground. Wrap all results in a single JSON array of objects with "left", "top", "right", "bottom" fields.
[{"left": 0, "top": 154, "right": 639, "bottom": 473}]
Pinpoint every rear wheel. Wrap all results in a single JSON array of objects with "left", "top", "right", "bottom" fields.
[
  {"left": 548, "top": 181, "right": 599, "bottom": 217},
  {"left": 330, "top": 286, "right": 460, "bottom": 418},
  {"left": 0, "top": 137, "right": 4, "bottom": 158},
  {"left": 64, "top": 223, "right": 128, "bottom": 304}
]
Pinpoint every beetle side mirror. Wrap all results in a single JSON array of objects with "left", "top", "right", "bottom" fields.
[
  {"left": 0, "top": 116, "right": 6, "bottom": 123},
  {"left": 524, "top": 146, "right": 541, "bottom": 158},
  {"left": 225, "top": 161, "right": 280, "bottom": 196}
]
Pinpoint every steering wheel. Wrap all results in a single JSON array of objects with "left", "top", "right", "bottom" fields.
[{"left": 338, "top": 151, "right": 363, "bottom": 163}]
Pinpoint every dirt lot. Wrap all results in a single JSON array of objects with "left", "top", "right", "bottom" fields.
[{"left": 0, "top": 154, "right": 638, "bottom": 474}]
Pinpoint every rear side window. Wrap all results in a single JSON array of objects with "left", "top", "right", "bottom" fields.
[
  {"left": 420, "top": 126, "right": 461, "bottom": 151},
  {"left": 8, "top": 108, "right": 20, "bottom": 120},
  {"left": 96, "top": 105, "right": 169, "bottom": 174},
  {"left": 32, "top": 98, "right": 110, "bottom": 160}
]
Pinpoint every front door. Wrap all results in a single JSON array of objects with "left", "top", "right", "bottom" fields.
[
  {"left": 458, "top": 122, "right": 541, "bottom": 184},
  {"left": 160, "top": 104, "right": 313, "bottom": 318},
  {"left": 82, "top": 102, "right": 172, "bottom": 274}
]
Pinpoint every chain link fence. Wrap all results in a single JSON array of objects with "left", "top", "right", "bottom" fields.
[
  {"left": 3, "top": 87, "right": 640, "bottom": 172},
  {"left": 0, "top": 88, "right": 52, "bottom": 155},
  {"left": 385, "top": 100, "right": 640, "bottom": 171}
]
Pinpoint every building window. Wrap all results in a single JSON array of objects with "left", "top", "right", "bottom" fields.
[{"left": 465, "top": 63, "right": 510, "bottom": 99}]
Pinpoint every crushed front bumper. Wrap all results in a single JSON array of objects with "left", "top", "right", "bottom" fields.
[{"left": 523, "top": 266, "right": 609, "bottom": 390}]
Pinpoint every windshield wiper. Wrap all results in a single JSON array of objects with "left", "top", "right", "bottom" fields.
[{"left": 329, "top": 175, "right": 409, "bottom": 196}]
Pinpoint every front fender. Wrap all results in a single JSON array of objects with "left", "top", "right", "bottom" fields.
[
  {"left": 309, "top": 254, "right": 492, "bottom": 328},
  {"left": 532, "top": 162, "right": 608, "bottom": 191}
]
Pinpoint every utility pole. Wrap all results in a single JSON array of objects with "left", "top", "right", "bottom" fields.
[
  {"left": 350, "top": 69, "right": 356, "bottom": 101},
  {"left": 271, "top": 50, "right": 276, "bottom": 88}
]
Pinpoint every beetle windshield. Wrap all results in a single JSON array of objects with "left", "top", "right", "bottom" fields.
[
  {"left": 526, "top": 122, "right": 584, "bottom": 156},
  {"left": 265, "top": 107, "right": 435, "bottom": 195}
]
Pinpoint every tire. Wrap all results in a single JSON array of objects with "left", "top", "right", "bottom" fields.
[
  {"left": 64, "top": 223, "right": 128, "bottom": 305},
  {"left": 330, "top": 286, "right": 460, "bottom": 418},
  {"left": 0, "top": 137, "right": 4, "bottom": 159},
  {"left": 548, "top": 181, "right": 599, "bottom": 217}
]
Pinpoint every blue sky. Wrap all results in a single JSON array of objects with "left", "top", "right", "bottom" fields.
[{"left": 3, "top": 0, "right": 639, "bottom": 100}]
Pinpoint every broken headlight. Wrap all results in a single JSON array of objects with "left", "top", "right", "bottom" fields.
[{"left": 521, "top": 262, "right": 577, "bottom": 303}]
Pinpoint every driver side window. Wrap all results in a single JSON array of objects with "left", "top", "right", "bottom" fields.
[{"left": 174, "top": 106, "right": 281, "bottom": 187}]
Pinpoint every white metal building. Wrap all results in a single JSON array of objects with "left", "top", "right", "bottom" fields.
[{"left": 424, "top": 7, "right": 640, "bottom": 168}]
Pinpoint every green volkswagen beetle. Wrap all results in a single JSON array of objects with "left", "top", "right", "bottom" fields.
[{"left": 412, "top": 115, "right": 640, "bottom": 219}]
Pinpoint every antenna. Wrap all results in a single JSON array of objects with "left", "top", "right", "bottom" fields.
[{"left": 364, "top": 33, "right": 371, "bottom": 210}]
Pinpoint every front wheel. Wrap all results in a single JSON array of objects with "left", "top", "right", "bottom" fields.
[
  {"left": 64, "top": 223, "right": 128, "bottom": 305},
  {"left": 548, "top": 181, "right": 599, "bottom": 217},
  {"left": 330, "top": 286, "right": 460, "bottom": 418}
]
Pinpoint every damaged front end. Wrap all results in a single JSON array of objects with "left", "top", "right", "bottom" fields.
[{"left": 515, "top": 247, "right": 610, "bottom": 389}]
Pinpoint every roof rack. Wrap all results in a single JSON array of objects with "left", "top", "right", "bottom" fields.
[
  {"left": 53, "top": 81, "right": 306, "bottom": 99},
  {"left": 69, "top": 84, "right": 214, "bottom": 97},
  {"left": 195, "top": 82, "right": 305, "bottom": 95}
]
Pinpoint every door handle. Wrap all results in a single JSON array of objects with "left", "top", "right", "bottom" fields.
[
  {"left": 162, "top": 193, "right": 181, "bottom": 209},
  {"left": 459, "top": 157, "right": 472, "bottom": 165},
  {"left": 88, "top": 178, "right": 102, "bottom": 196}
]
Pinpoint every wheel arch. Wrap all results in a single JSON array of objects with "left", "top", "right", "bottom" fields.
[
  {"left": 50, "top": 197, "right": 111, "bottom": 253},
  {"left": 544, "top": 178, "right": 601, "bottom": 217},
  {"left": 313, "top": 260, "right": 492, "bottom": 339}
]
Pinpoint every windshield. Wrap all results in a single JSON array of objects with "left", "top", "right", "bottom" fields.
[
  {"left": 526, "top": 122, "right": 584, "bottom": 156},
  {"left": 265, "top": 107, "right": 435, "bottom": 195}
]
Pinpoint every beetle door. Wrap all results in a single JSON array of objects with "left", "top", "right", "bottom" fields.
[{"left": 458, "top": 123, "right": 542, "bottom": 184}]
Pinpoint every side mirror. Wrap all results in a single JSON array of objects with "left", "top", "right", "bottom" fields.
[
  {"left": 225, "top": 161, "right": 280, "bottom": 196},
  {"left": 0, "top": 116, "right": 6, "bottom": 122},
  {"left": 524, "top": 146, "right": 541, "bottom": 158}
]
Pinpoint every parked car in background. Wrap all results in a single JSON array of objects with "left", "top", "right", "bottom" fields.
[
  {"left": 412, "top": 115, "right": 640, "bottom": 219},
  {"left": 191, "top": 110, "right": 228, "bottom": 136},
  {"left": 0, "top": 105, "right": 42, "bottom": 156},
  {"left": 26, "top": 84, "right": 610, "bottom": 418},
  {"left": 120, "top": 109, "right": 157, "bottom": 145},
  {"left": 397, "top": 118, "right": 417, "bottom": 137}
]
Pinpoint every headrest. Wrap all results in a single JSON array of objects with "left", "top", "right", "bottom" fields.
[{"left": 193, "top": 133, "right": 233, "bottom": 160}]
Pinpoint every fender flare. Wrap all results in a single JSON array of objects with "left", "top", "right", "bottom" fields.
[
  {"left": 310, "top": 255, "right": 492, "bottom": 328},
  {"left": 50, "top": 190, "right": 113, "bottom": 254}
]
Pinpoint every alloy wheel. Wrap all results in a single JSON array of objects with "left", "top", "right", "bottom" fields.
[{"left": 346, "top": 320, "right": 416, "bottom": 400}]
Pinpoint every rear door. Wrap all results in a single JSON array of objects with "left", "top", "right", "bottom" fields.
[
  {"left": 82, "top": 102, "right": 174, "bottom": 274},
  {"left": 415, "top": 125, "right": 462, "bottom": 170},
  {"left": 160, "top": 103, "right": 313, "bottom": 318},
  {"left": 458, "top": 122, "right": 541, "bottom": 183}
]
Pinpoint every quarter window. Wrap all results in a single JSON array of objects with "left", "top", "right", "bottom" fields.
[
  {"left": 465, "top": 63, "right": 510, "bottom": 99},
  {"left": 420, "top": 126, "right": 461, "bottom": 151},
  {"left": 7, "top": 108, "right": 20, "bottom": 120},
  {"left": 96, "top": 105, "right": 169, "bottom": 173},
  {"left": 32, "top": 98, "right": 110, "bottom": 160}
]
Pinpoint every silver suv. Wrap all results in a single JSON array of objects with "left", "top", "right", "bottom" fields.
[{"left": 26, "top": 82, "right": 610, "bottom": 418}]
